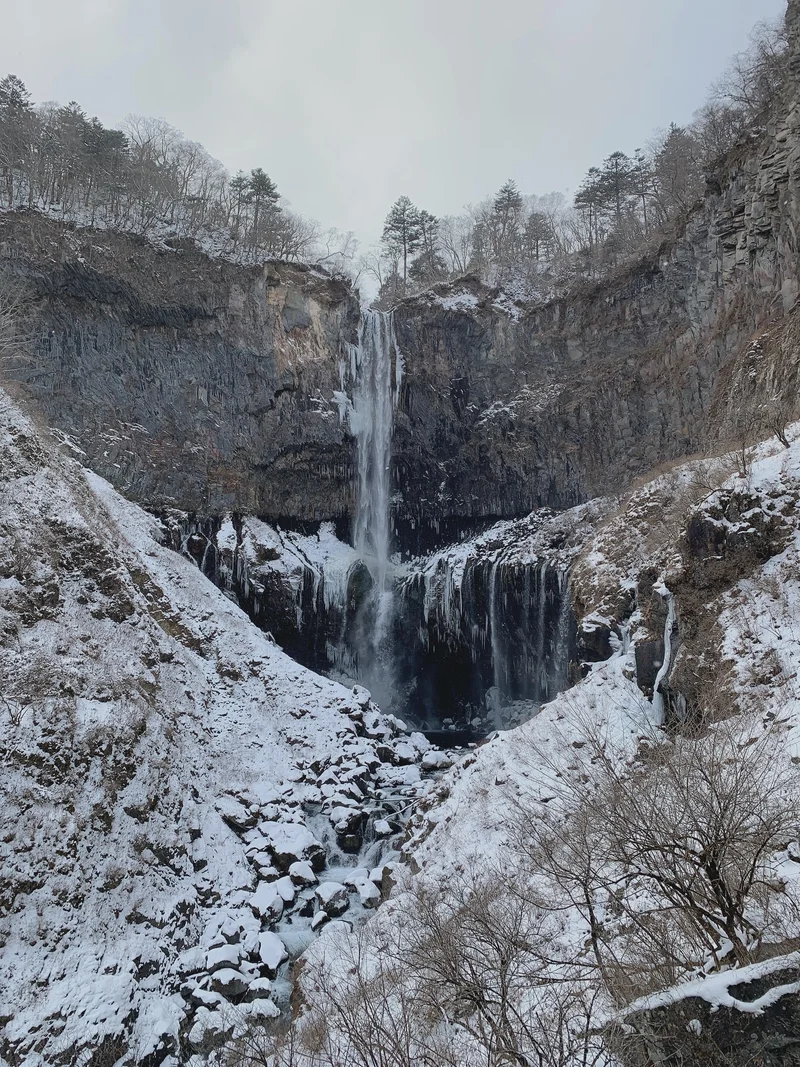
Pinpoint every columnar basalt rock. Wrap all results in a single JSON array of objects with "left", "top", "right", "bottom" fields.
[
  {"left": 391, "top": 10, "right": 800, "bottom": 545},
  {"left": 0, "top": 214, "right": 361, "bottom": 520}
]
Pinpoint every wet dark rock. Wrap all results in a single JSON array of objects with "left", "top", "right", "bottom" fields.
[
  {"left": 616, "top": 962, "right": 800, "bottom": 1067},
  {"left": 634, "top": 641, "right": 664, "bottom": 698},
  {"left": 336, "top": 834, "right": 363, "bottom": 854},
  {"left": 577, "top": 619, "right": 615, "bottom": 663}
]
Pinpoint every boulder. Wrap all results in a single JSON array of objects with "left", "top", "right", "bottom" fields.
[
  {"left": 274, "top": 875, "right": 296, "bottom": 903},
  {"left": 392, "top": 741, "right": 417, "bottom": 765},
  {"left": 258, "top": 932, "right": 288, "bottom": 976},
  {"left": 205, "top": 944, "right": 241, "bottom": 972},
  {"left": 288, "top": 860, "right": 317, "bottom": 885},
  {"left": 355, "top": 879, "right": 381, "bottom": 908},
  {"left": 249, "top": 881, "right": 284, "bottom": 922},
  {"left": 315, "top": 881, "right": 349, "bottom": 916},
  {"left": 421, "top": 749, "right": 452, "bottom": 771},
  {"left": 210, "top": 967, "right": 250, "bottom": 998},
  {"left": 216, "top": 796, "right": 257, "bottom": 831},
  {"left": 263, "top": 822, "right": 326, "bottom": 872},
  {"left": 247, "top": 977, "right": 273, "bottom": 1000}
]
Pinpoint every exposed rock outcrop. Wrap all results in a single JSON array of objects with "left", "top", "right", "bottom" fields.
[
  {"left": 616, "top": 956, "right": 800, "bottom": 1067},
  {"left": 0, "top": 214, "right": 360, "bottom": 520},
  {"left": 391, "top": 4, "right": 800, "bottom": 546}
]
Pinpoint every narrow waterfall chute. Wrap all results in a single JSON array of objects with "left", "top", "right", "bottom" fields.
[
  {"left": 487, "top": 560, "right": 505, "bottom": 726},
  {"left": 350, "top": 309, "right": 401, "bottom": 706},
  {"left": 651, "top": 582, "right": 676, "bottom": 726}
]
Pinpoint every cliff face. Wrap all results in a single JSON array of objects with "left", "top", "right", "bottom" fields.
[
  {"left": 2, "top": 6, "right": 800, "bottom": 552},
  {"left": 392, "top": 1, "right": 800, "bottom": 546},
  {"left": 0, "top": 214, "right": 360, "bottom": 520}
]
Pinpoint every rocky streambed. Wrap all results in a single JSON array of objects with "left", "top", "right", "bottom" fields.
[{"left": 175, "top": 691, "right": 453, "bottom": 1055}]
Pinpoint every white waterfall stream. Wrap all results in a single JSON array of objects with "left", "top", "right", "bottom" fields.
[
  {"left": 350, "top": 310, "right": 402, "bottom": 706},
  {"left": 651, "top": 582, "right": 675, "bottom": 726}
]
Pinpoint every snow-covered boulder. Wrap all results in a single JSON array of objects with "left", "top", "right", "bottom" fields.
[
  {"left": 210, "top": 967, "right": 250, "bottom": 998},
  {"left": 421, "top": 749, "right": 453, "bottom": 771},
  {"left": 288, "top": 860, "right": 317, "bottom": 885},
  {"left": 274, "top": 875, "right": 296, "bottom": 903},
  {"left": 205, "top": 944, "right": 242, "bottom": 972},
  {"left": 262, "top": 822, "right": 326, "bottom": 871},
  {"left": 216, "top": 795, "right": 257, "bottom": 831},
  {"left": 315, "top": 881, "right": 350, "bottom": 916},
  {"left": 355, "top": 878, "right": 381, "bottom": 908},
  {"left": 249, "top": 881, "right": 284, "bottom": 922},
  {"left": 258, "top": 932, "right": 288, "bottom": 976},
  {"left": 247, "top": 976, "right": 273, "bottom": 1000}
]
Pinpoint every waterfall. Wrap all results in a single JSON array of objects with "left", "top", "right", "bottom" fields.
[
  {"left": 487, "top": 561, "right": 505, "bottom": 725},
  {"left": 551, "top": 566, "right": 572, "bottom": 694},
  {"left": 350, "top": 310, "right": 401, "bottom": 706},
  {"left": 651, "top": 582, "right": 675, "bottom": 726}
]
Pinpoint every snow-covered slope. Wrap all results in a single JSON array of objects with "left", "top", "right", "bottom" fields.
[
  {"left": 0, "top": 391, "right": 431, "bottom": 1065},
  {"left": 294, "top": 434, "right": 800, "bottom": 1067}
]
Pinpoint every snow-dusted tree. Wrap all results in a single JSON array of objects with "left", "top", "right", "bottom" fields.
[
  {"left": 247, "top": 167, "right": 280, "bottom": 251},
  {"left": 514, "top": 713, "right": 800, "bottom": 987},
  {"left": 574, "top": 167, "right": 605, "bottom": 252},
  {"left": 650, "top": 124, "right": 703, "bottom": 219},
  {"left": 522, "top": 210, "right": 555, "bottom": 262},
  {"left": 0, "top": 74, "right": 32, "bottom": 206},
  {"left": 711, "top": 17, "right": 788, "bottom": 123},
  {"left": 439, "top": 213, "right": 475, "bottom": 276},
  {"left": 381, "top": 195, "right": 423, "bottom": 293}
]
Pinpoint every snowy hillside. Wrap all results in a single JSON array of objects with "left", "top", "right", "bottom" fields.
[
  {"left": 291, "top": 434, "right": 800, "bottom": 1067},
  {"left": 0, "top": 390, "right": 433, "bottom": 1065}
]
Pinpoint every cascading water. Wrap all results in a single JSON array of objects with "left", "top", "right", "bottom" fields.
[
  {"left": 487, "top": 562, "right": 505, "bottom": 727},
  {"left": 170, "top": 311, "right": 577, "bottom": 732},
  {"left": 349, "top": 310, "right": 402, "bottom": 707}
]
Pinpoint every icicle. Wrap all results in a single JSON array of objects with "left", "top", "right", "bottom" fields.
[{"left": 488, "top": 561, "right": 505, "bottom": 725}]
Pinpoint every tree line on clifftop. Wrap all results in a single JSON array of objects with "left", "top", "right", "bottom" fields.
[
  {"left": 369, "top": 17, "right": 787, "bottom": 306},
  {"left": 0, "top": 15, "right": 787, "bottom": 305}
]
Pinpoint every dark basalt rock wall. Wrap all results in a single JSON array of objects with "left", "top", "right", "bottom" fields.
[
  {"left": 161, "top": 512, "right": 577, "bottom": 729},
  {"left": 616, "top": 962, "right": 800, "bottom": 1067},
  {"left": 391, "top": 3, "right": 800, "bottom": 544},
  {"left": 0, "top": 214, "right": 360, "bottom": 521},
  {"left": 2, "top": 3, "right": 800, "bottom": 557}
]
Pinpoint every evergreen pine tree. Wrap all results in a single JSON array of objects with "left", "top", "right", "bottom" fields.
[
  {"left": 0, "top": 74, "right": 32, "bottom": 206},
  {"left": 381, "top": 195, "right": 423, "bottom": 292},
  {"left": 248, "top": 167, "right": 280, "bottom": 250}
]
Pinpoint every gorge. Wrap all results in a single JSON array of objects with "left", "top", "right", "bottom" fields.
[{"left": 2, "top": 3, "right": 800, "bottom": 1063}]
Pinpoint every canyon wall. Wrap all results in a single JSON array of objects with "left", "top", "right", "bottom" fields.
[
  {"left": 0, "top": 215, "right": 360, "bottom": 521},
  {"left": 392, "top": 16, "right": 800, "bottom": 544},
  {"left": 1, "top": 4, "right": 799, "bottom": 556}
]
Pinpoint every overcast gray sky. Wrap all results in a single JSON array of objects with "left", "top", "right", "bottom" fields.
[{"left": 0, "top": 0, "right": 787, "bottom": 251}]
